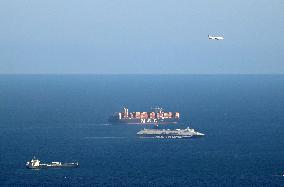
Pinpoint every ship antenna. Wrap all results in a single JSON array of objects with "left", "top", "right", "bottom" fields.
[{"left": 152, "top": 106, "right": 164, "bottom": 113}]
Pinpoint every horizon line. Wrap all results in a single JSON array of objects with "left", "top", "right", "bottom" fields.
[{"left": 0, "top": 73, "right": 284, "bottom": 76}]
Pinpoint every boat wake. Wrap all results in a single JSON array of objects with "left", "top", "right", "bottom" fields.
[
  {"left": 84, "top": 136, "right": 127, "bottom": 139},
  {"left": 96, "top": 123, "right": 112, "bottom": 126}
]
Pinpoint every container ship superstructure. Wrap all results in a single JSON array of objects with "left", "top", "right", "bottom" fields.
[{"left": 109, "top": 107, "right": 180, "bottom": 125}]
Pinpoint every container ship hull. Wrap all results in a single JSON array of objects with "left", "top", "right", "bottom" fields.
[
  {"left": 109, "top": 107, "right": 180, "bottom": 125},
  {"left": 109, "top": 118, "right": 179, "bottom": 125}
]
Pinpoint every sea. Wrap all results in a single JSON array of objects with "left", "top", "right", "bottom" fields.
[{"left": 0, "top": 75, "right": 283, "bottom": 187}]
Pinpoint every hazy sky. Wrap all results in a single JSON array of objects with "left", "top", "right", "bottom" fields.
[{"left": 0, "top": 0, "right": 283, "bottom": 74}]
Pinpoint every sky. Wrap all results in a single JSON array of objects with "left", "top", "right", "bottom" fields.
[{"left": 0, "top": 0, "right": 283, "bottom": 74}]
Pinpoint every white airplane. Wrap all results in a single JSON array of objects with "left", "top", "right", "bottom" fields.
[{"left": 208, "top": 35, "right": 224, "bottom": 40}]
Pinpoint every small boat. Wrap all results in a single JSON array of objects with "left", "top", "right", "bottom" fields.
[{"left": 26, "top": 156, "right": 79, "bottom": 169}]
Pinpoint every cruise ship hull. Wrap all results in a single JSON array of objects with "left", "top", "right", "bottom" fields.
[
  {"left": 137, "top": 127, "right": 204, "bottom": 139},
  {"left": 139, "top": 135, "right": 193, "bottom": 139}
]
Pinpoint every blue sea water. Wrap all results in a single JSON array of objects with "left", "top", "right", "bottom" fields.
[{"left": 0, "top": 75, "right": 284, "bottom": 186}]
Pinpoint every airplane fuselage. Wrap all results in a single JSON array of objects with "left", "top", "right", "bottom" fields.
[{"left": 208, "top": 35, "right": 224, "bottom": 40}]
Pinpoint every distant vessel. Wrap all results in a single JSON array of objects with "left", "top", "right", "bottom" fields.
[
  {"left": 137, "top": 126, "right": 204, "bottom": 139},
  {"left": 26, "top": 157, "right": 79, "bottom": 169},
  {"left": 109, "top": 107, "right": 180, "bottom": 125}
]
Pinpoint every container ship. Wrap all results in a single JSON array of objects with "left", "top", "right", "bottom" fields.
[
  {"left": 26, "top": 157, "right": 79, "bottom": 169},
  {"left": 109, "top": 107, "right": 180, "bottom": 125},
  {"left": 137, "top": 127, "right": 204, "bottom": 139}
]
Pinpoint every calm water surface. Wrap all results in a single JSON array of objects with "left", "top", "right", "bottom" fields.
[{"left": 0, "top": 75, "right": 284, "bottom": 186}]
